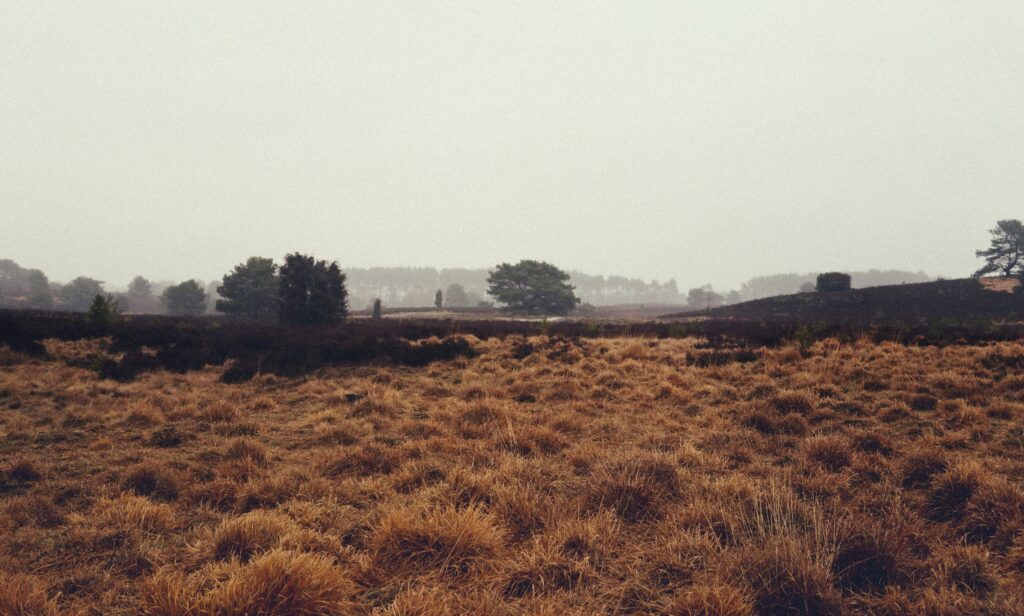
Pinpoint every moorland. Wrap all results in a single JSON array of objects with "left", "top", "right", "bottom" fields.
[{"left": 2, "top": 311, "right": 1024, "bottom": 615}]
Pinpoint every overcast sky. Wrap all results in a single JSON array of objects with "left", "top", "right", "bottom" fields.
[{"left": 2, "top": 1, "right": 1021, "bottom": 290}]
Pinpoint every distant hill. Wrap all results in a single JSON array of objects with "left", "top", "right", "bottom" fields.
[
  {"left": 735, "top": 269, "right": 932, "bottom": 301},
  {"left": 669, "top": 278, "right": 1024, "bottom": 323}
]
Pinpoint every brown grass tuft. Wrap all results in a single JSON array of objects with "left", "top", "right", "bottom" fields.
[
  {"left": 6, "top": 457, "right": 42, "bottom": 483},
  {"left": 123, "top": 461, "right": 182, "bottom": 501},
  {"left": 666, "top": 581, "right": 754, "bottom": 616},
  {"left": 584, "top": 452, "right": 682, "bottom": 523},
  {"left": 901, "top": 449, "right": 948, "bottom": 489},
  {"left": 94, "top": 494, "right": 177, "bottom": 534},
  {"left": 0, "top": 571, "right": 58, "bottom": 616},
  {"left": 368, "top": 506, "right": 506, "bottom": 577},
  {"left": 211, "top": 510, "right": 295, "bottom": 562},
  {"left": 770, "top": 391, "right": 816, "bottom": 415},
  {"left": 802, "top": 436, "right": 853, "bottom": 472},
  {"left": 225, "top": 438, "right": 270, "bottom": 466},
  {"left": 933, "top": 544, "right": 998, "bottom": 598},
  {"left": 926, "top": 462, "right": 983, "bottom": 523},
  {"left": 731, "top": 538, "right": 843, "bottom": 616},
  {"left": 202, "top": 549, "right": 356, "bottom": 615},
  {"left": 832, "top": 514, "right": 915, "bottom": 593},
  {"left": 198, "top": 401, "right": 238, "bottom": 423}
]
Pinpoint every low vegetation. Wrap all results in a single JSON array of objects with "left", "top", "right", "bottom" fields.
[{"left": 2, "top": 330, "right": 1024, "bottom": 614}]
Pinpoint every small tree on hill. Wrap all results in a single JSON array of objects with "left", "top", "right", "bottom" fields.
[
  {"left": 486, "top": 260, "right": 580, "bottom": 315},
  {"left": 216, "top": 257, "right": 279, "bottom": 321},
  {"left": 687, "top": 285, "right": 724, "bottom": 310},
  {"left": 278, "top": 253, "right": 348, "bottom": 326},
  {"left": 162, "top": 280, "right": 208, "bottom": 316},
  {"left": 86, "top": 294, "right": 120, "bottom": 325},
  {"left": 372, "top": 298, "right": 383, "bottom": 320},
  {"left": 434, "top": 290, "right": 443, "bottom": 309},
  {"left": 975, "top": 219, "right": 1024, "bottom": 278},
  {"left": 816, "top": 272, "right": 852, "bottom": 292}
]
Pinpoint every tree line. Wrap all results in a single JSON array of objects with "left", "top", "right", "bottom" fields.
[{"left": 80, "top": 256, "right": 582, "bottom": 324}]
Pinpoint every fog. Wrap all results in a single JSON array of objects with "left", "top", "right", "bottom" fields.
[{"left": 2, "top": 1, "right": 1022, "bottom": 291}]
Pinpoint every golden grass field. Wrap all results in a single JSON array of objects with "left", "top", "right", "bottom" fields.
[{"left": 2, "top": 335, "right": 1024, "bottom": 615}]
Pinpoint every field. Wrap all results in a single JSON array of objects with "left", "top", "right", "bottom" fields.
[{"left": 2, "top": 332, "right": 1024, "bottom": 615}]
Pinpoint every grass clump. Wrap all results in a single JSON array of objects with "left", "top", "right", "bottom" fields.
[{"left": 367, "top": 506, "right": 506, "bottom": 578}]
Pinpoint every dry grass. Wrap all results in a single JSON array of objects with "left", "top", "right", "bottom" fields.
[{"left": 1, "top": 335, "right": 1024, "bottom": 614}]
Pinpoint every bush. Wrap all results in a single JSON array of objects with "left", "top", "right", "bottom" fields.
[
  {"left": 86, "top": 294, "right": 120, "bottom": 325},
  {"left": 816, "top": 272, "right": 852, "bottom": 293}
]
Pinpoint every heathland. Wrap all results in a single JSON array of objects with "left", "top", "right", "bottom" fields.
[{"left": 2, "top": 323, "right": 1024, "bottom": 615}]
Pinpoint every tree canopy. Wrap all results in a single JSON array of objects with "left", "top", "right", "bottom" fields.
[
  {"left": 444, "top": 283, "right": 470, "bottom": 307},
  {"left": 975, "top": 219, "right": 1024, "bottom": 278},
  {"left": 61, "top": 277, "right": 105, "bottom": 312},
  {"left": 687, "top": 285, "right": 724, "bottom": 309},
  {"left": 216, "top": 257, "right": 279, "bottom": 322},
  {"left": 486, "top": 260, "right": 579, "bottom": 315},
  {"left": 128, "top": 276, "right": 152, "bottom": 298},
  {"left": 162, "top": 280, "right": 208, "bottom": 316},
  {"left": 278, "top": 253, "right": 348, "bottom": 325}
]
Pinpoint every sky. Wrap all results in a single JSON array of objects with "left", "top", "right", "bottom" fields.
[{"left": 2, "top": 1, "right": 1022, "bottom": 291}]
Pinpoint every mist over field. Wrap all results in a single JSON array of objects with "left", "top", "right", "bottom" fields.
[
  {"left": 2, "top": 2, "right": 1022, "bottom": 291},
  {"left": 4, "top": 4, "right": 1024, "bottom": 616}
]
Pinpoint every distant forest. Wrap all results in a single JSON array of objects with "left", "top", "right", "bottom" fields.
[
  {"left": 340, "top": 267, "right": 932, "bottom": 309},
  {"left": 0, "top": 257, "right": 931, "bottom": 313}
]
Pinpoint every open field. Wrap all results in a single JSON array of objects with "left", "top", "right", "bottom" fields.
[{"left": 2, "top": 334, "right": 1024, "bottom": 615}]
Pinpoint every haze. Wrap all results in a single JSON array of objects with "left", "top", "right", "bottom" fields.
[{"left": 2, "top": 1, "right": 1022, "bottom": 290}]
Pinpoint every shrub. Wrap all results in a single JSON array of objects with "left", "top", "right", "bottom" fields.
[
  {"left": 86, "top": 294, "right": 121, "bottom": 325},
  {"left": 816, "top": 272, "right": 852, "bottom": 293}
]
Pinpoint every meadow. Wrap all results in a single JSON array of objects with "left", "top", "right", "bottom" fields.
[{"left": 2, "top": 333, "right": 1024, "bottom": 615}]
